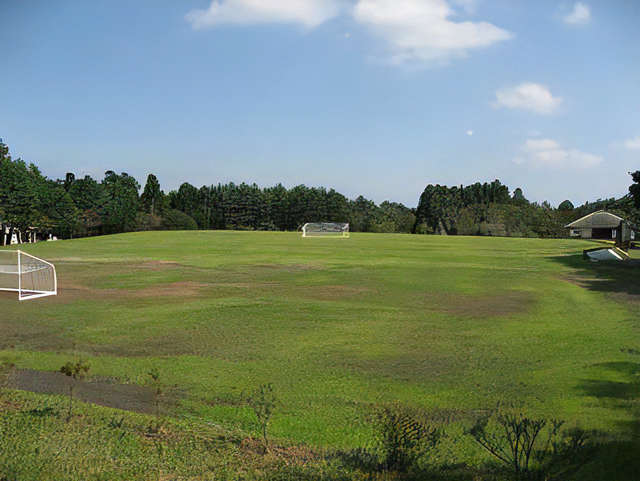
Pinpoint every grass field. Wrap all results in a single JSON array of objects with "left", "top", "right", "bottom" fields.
[{"left": 1, "top": 232, "right": 639, "bottom": 480}]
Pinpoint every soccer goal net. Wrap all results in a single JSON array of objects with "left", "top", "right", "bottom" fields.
[
  {"left": 0, "top": 250, "right": 57, "bottom": 300},
  {"left": 302, "top": 223, "right": 349, "bottom": 237}
]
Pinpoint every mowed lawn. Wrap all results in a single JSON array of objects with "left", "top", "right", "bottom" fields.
[{"left": 1, "top": 231, "right": 638, "bottom": 448}]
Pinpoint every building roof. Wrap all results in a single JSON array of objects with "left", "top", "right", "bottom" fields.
[{"left": 564, "top": 210, "right": 625, "bottom": 229}]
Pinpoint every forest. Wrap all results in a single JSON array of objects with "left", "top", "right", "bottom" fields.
[{"left": 1, "top": 138, "right": 639, "bottom": 244}]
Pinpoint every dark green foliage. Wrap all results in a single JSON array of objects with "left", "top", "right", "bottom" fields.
[
  {"left": 558, "top": 199, "right": 575, "bottom": 211},
  {"left": 166, "top": 182, "right": 371, "bottom": 232},
  {"left": 513, "top": 187, "right": 527, "bottom": 203},
  {"left": 415, "top": 178, "right": 637, "bottom": 238},
  {"left": 348, "top": 196, "right": 378, "bottom": 232},
  {"left": 134, "top": 212, "right": 162, "bottom": 231},
  {"left": 414, "top": 180, "right": 512, "bottom": 235},
  {"left": 100, "top": 171, "right": 141, "bottom": 234},
  {"left": 160, "top": 209, "right": 198, "bottom": 230},
  {"left": 2, "top": 136, "right": 637, "bottom": 240},
  {"left": 375, "top": 201, "right": 416, "bottom": 233},
  {"left": 140, "top": 174, "right": 165, "bottom": 216},
  {"left": 248, "top": 384, "right": 278, "bottom": 451},
  {"left": 65, "top": 174, "right": 106, "bottom": 237},
  {"left": 630, "top": 171, "right": 640, "bottom": 209},
  {"left": 0, "top": 140, "right": 52, "bottom": 243},
  {"left": 166, "top": 182, "right": 200, "bottom": 223}
]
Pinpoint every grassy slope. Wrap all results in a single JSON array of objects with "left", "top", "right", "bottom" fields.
[{"left": 1, "top": 232, "right": 638, "bottom": 455}]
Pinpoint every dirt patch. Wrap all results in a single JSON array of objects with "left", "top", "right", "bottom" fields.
[
  {"left": 9, "top": 369, "right": 157, "bottom": 414},
  {"left": 128, "top": 260, "right": 183, "bottom": 271},
  {"left": 130, "top": 281, "right": 209, "bottom": 299},
  {"left": 254, "top": 263, "right": 322, "bottom": 271},
  {"left": 238, "top": 436, "right": 323, "bottom": 467},
  {"left": 52, "top": 280, "right": 208, "bottom": 303},
  {"left": 423, "top": 291, "right": 535, "bottom": 318}
]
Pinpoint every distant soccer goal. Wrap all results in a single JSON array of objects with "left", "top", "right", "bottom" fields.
[
  {"left": 0, "top": 250, "right": 57, "bottom": 300},
  {"left": 302, "top": 223, "right": 349, "bottom": 238}
]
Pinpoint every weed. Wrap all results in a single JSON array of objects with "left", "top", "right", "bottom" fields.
[
  {"left": 147, "top": 367, "right": 163, "bottom": 418},
  {"left": 26, "top": 405, "right": 58, "bottom": 417},
  {"left": 376, "top": 403, "right": 442, "bottom": 474},
  {"left": 0, "top": 362, "right": 15, "bottom": 393},
  {"left": 60, "top": 359, "right": 90, "bottom": 422},
  {"left": 248, "top": 383, "right": 278, "bottom": 452},
  {"left": 108, "top": 414, "right": 126, "bottom": 429},
  {"left": 466, "top": 406, "right": 596, "bottom": 480}
]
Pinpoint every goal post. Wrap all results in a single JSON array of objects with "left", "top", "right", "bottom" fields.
[
  {"left": 302, "top": 223, "right": 349, "bottom": 238},
  {"left": 0, "top": 250, "right": 57, "bottom": 300}
]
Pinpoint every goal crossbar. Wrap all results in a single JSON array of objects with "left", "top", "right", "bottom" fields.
[{"left": 0, "top": 250, "right": 57, "bottom": 300}]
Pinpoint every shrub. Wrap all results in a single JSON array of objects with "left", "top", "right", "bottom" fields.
[
  {"left": 160, "top": 209, "right": 198, "bottom": 231},
  {"left": 466, "top": 407, "right": 594, "bottom": 480},
  {"left": 376, "top": 403, "right": 442, "bottom": 474}
]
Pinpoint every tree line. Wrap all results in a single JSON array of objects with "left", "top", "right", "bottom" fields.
[
  {"left": 0, "top": 139, "right": 414, "bottom": 243},
  {"left": 413, "top": 179, "right": 639, "bottom": 238},
  {"left": 1, "top": 138, "right": 638, "bottom": 244}
]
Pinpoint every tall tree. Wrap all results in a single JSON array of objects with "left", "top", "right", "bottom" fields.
[
  {"left": 629, "top": 171, "right": 640, "bottom": 209},
  {"left": 349, "top": 195, "right": 378, "bottom": 232},
  {"left": 377, "top": 201, "right": 416, "bottom": 233},
  {"left": 414, "top": 184, "right": 464, "bottom": 235},
  {"left": 140, "top": 174, "right": 165, "bottom": 216},
  {"left": 100, "top": 171, "right": 140, "bottom": 234},
  {"left": 66, "top": 174, "right": 107, "bottom": 236},
  {"left": 168, "top": 182, "right": 201, "bottom": 225},
  {"left": 0, "top": 139, "right": 51, "bottom": 243}
]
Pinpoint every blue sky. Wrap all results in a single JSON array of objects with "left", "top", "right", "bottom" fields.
[{"left": 1, "top": 0, "right": 638, "bottom": 207}]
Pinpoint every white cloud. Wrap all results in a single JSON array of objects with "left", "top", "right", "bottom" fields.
[
  {"left": 563, "top": 2, "right": 591, "bottom": 25},
  {"left": 522, "top": 138, "right": 562, "bottom": 153},
  {"left": 493, "top": 83, "right": 562, "bottom": 114},
  {"left": 466, "top": 130, "right": 474, "bottom": 136},
  {"left": 514, "top": 138, "right": 603, "bottom": 170},
  {"left": 352, "top": 0, "right": 512, "bottom": 65},
  {"left": 624, "top": 135, "right": 640, "bottom": 150},
  {"left": 185, "top": 0, "right": 342, "bottom": 30},
  {"left": 450, "top": 0, "right": 478, "bottom": 16}
]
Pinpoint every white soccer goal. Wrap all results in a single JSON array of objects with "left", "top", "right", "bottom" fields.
[
  {"left": 0, "top": 250, "right": 57, "bottom": 300},
  {"left": 302, "top": 223, "right": 349, "bottom": 237}
]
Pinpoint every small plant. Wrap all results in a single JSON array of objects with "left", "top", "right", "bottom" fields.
[
  {"left": 60, "top": 359, "right": 90, "bottom": 422},
  {"left": 466, "top": 408, "right": 564, "bottom": 480},
  {"left": 147, "top": 367, "right": 163, "bottom": 418},
  {"left": 108, "top": 414, "right": 126, "bottom": 429},
  {"left": 0, "top": 361, "right": 15, "bottom": 392},
  {"left": 621, "top": 347, "right": 640, "bottom": 356},
  {"left": 247, "top": 383, "right": 277, "bottom": 451},
  {"left": 376, "top": 403, "right": 442, "bottom": 474}
]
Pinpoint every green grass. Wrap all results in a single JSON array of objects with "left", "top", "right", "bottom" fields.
[{"left": 1, "top": 232, "right": 639, "bottom": 478}]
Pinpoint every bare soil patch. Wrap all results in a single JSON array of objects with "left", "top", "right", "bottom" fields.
[
  {"left": 127, "top": 260, "right": 183, "bottom": 271},
  {"left": 9, "top": 369, "right": 157, "bottom": 414},
  {"left": 423, "top": 291, "right": 535, "bottom": 318},
  {"left": 53, "top": 280, "right": 209, "bottom": 303},
  {"left": 254, "top": 263, "right": 322, "bottom": 272}
]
